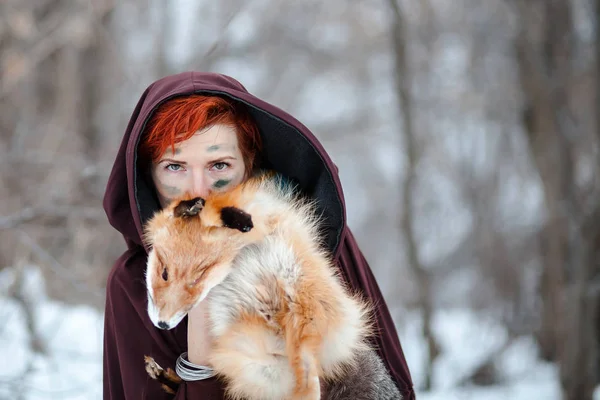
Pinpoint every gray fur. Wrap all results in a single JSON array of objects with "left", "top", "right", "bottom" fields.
[{"left": 322, "top": 349, "right": 402, "bottom": 400}]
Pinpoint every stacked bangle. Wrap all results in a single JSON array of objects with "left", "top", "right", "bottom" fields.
[{"left": 175, "top": 352, "right": 216, "bottom": 381}]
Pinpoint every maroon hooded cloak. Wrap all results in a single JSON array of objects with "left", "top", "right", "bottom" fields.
[{"left": 102, "top": 72, "right": 415, "bottom": 399}]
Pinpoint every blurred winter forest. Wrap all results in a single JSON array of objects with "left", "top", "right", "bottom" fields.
[{"left": 1, "top": 0, "right": 599, "bottom": 399}]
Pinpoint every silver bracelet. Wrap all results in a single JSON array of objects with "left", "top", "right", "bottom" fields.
[{"left": 175, "top": 352, "right": 216, "bottom": 381}]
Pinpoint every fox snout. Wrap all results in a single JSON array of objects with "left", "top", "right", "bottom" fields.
[
  {"left": 147, "top": 292, "right": 190, "bottom": 330},
  {"left": 148, "top": 305, "right": 188, "bottom": 330}
]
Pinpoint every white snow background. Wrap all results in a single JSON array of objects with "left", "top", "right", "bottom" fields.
[{"left": 0, "top": 266, "right": 103, "bottom": 400}]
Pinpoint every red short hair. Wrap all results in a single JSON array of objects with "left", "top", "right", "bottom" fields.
[{"left": 140, "top": 95, "right": 262, "bottom": 172}]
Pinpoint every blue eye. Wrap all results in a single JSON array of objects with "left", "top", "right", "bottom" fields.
[
  {"left": 166, "top": 164, "right": 183, "bottom": 172},
  {"left": 212, "top": 162, "right": 229, "bottom": 171}
]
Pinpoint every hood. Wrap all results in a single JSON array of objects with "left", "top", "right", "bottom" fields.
[{"left": 103, "top": 72, "right": 346, "bottom": 256}]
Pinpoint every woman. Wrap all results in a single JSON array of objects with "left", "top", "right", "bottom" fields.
[{"left": 102, "top": 71, "right": 414, "bottom": 399}]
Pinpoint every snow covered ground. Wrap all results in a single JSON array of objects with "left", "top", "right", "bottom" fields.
[
  {"left": 0, "top": 266, "right": 103, "bottom": 400},
  {"left": 0, "top": 265, "right": 577, "bottom": 399},
  {"left": 399, "top": 309, "right": 563, "bottom": 400}
]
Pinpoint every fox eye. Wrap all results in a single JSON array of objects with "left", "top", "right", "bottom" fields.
[{"left": 162, "top": 267, "right": 168, "bottom": 281}]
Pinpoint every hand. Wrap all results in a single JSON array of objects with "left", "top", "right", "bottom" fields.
[{"left": 186, "top": 299, "right": 212, "bottom": 365}]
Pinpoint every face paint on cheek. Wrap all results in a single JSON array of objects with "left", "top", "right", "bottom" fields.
[
  {"left": 161, "top": 184, "right": 182, "bottom": 196},
  {"left": 212, "top": 168, "right": 245, "bottom": 191},
  {"left": 213, "top": 179, "right": 231, "bottom": 190},
  {"left": 155, "top": 179, "right": 182, "bottom": 207}
]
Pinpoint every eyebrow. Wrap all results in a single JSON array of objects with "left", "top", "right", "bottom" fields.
[
  {"left": 159, "top": 158, "right": 187, "bottom": 164},
  {"left": 158, "top": 155, "right": 238, "bottom": 164},
  {"left": 211, "top": 156, "right": 238, "bottom": 162}
]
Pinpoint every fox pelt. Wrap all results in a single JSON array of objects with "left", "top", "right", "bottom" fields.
[{"left": 142, "top": 171, "right": 397, "bottom": 400}]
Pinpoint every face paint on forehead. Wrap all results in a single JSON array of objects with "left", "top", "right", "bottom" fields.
[
  {"left": 206, "top": 143, "right": 240, "bottom": 153},
  {"left": 163, "top": 146, "right": 182, "bottom": 156}
]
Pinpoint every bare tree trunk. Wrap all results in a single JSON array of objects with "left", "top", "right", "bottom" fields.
[
  {"left": 154, "top": 0, "right": 171, "bottom": 78},
  {"left": 514, "top": 0, "right": 570, "bottom": 365},
  {"left": 79, "top": 6, "right": 115, "bottom": 199},
  {"left": 513, "top": 1, "right": 599, "bottom": 398},
  {"left": 389, "top": 0, "right": 438, "bottom": 390}
]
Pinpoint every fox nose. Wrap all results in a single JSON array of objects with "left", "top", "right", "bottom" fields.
[{"left": 157, "top": 321, "right": 169, "bottom": 330}]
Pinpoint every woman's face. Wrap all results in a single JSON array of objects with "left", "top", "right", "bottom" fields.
[{"left": 151, "top": 124, "right": 247, "bottom": 207}]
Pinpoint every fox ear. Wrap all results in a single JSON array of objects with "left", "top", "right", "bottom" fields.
[
  {"left": 221, "top": 207, "right": 253, "bottom": 232},
  {"left": 173, "top": 197, "right": 205, "bottom": 218}
]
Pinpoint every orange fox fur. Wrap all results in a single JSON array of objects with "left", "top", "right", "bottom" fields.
[{"left": 143, "top": 172, "right": 372, "bottom": 400}]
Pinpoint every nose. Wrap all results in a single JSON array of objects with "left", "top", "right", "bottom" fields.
[
  {"left": 157, "top": 321, "right": 169, "bottom": 330},
  {"left": 190, "top": 170, "right": 210, "bottom": 198}
]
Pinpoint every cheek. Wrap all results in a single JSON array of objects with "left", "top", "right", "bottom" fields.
[
  {"left": 233, "top": 169, "right": 246, "bottom": 185},
  {"left": 209, "top": 167, "right": 246, "bottom": 191},
  {"left": 153, "top": 170, "right": 190, "bottom": 197}
]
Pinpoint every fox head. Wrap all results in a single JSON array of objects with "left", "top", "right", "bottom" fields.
[{"left": 143, "top": 197, "right": 254, "bottom": 330}]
